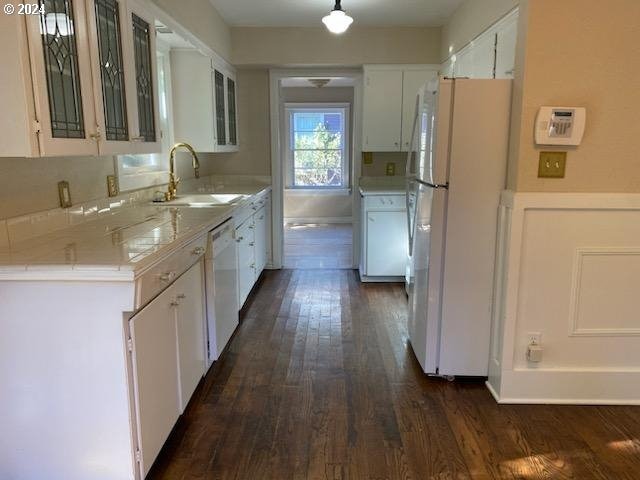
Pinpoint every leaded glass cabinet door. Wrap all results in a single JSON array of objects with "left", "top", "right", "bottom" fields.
[
  {"left": 213, "top": 70, "right": 226, "bottom": 146},
  {"left": 86, "top": 0, "right": 138, "bottom": 154},
  {"left": 227, "top": 76, "right": 237, "bottom": 146},
  {"left": 126, "top": 0, "right": 161, "bottom": 154},
  {"left": 25, "top": 0, "right": 99, "bottom": 155}
]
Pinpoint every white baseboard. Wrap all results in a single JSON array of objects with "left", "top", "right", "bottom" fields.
[
  {"left": 284, "top": 216, "right": 353, "bottom": 224},
  {"left": 487, "top": 370, "right": 640, "bottom": 405}
]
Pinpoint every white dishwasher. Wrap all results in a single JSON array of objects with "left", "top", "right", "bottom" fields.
[{"left": 205, "top": 219, "right": 239, "bottom": 365}]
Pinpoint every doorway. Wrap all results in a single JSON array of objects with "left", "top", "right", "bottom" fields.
[{"left": 270, "top": 70, "right": 363, "bottom": 270}]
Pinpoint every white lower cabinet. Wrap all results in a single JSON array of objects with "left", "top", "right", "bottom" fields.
[
  {"left": 174, "top": 261, "right": 207, "bottom": 411},
  {"left": 254, "top": 206, "right": 268, "bottom": 273},
  {"left": 130, "top": 260, "right": 206, "bottom": 477},
  {"left": 360, "top": 194, "right": 408, "bottom": 280},
  {"left": 130, "top": 283, "right": 181, "bottom": 477},
  {"left": 234, "top": 193, "right": 271, "bottom": 309},
  {"left": 236, "top": 217, "right": 256, "bottom": 307}
]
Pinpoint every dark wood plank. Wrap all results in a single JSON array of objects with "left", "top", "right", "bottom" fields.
[{"left": 148, "top": 269, "right": 640, "bottom": 480}]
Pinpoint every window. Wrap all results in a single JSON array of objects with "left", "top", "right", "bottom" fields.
[
  {"left": 285, "top": 104, "right": 350, "bottom": 190},
  {"left": 115, "top": 39, "right": 172, "bottom": 192}
]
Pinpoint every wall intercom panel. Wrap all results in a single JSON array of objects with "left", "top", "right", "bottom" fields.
[{"left": 535, "top": 106, "right": 586, "bottom": 146}]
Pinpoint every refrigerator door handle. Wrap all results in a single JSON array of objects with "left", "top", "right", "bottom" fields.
[{"left": 417, "top": 180, "right": 449, "bottom": 190}]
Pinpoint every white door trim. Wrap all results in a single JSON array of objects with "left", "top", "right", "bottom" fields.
[{"left": 269, "top": 68, "right": 363, "bottom": 269}]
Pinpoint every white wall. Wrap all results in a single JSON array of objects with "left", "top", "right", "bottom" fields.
[{"left": 232, "top": 27, "right": 441, "bottom": 66}]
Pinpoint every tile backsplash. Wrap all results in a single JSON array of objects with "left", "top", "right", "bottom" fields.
[{"left": 0, "top": 175, "right": 271, "bottom": 249}]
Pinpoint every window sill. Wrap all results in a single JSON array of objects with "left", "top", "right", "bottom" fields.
[{"left": 285, "top": 188, "right": 351, "bottom": 196}]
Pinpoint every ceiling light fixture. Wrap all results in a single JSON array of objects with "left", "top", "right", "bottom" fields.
[
  {"left": 322, "top": 0, "right": 353, "bottom": 34},
  {"left": 309, "top": 79, "right": 331, "bottom": 88}
]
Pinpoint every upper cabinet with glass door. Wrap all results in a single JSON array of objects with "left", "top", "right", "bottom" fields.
[
  {"left": 171, "top": 47, "right": 239, "bottom": 153},
  {"left": 212, "top": 66, "right": 238, "bottom": 151},
  {"left": 0, "top": 0, "right": 161, "bottom": 157}
]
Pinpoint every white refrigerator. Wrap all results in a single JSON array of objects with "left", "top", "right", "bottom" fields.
[{"left": 406, "top": 78, "right": 512, "bottom": 377}]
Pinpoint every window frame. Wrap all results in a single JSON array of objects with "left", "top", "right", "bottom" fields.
[{"left": 284, "top": 102, "right": 350, "bottom": 192}]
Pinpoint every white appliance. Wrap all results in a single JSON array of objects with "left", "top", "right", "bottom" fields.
[
  {"left": 205, "top": 219, "right": 239, "bottom": 365},
  {"left": 406, "top": 78, "right": 512, "bottom": 377}
]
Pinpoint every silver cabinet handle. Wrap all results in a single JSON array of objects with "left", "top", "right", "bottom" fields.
[
  {"left": 176, "top": 293, "right": 186, "bottom": 299},
  {"left": 192, "top": 246, "right": 205, "bottom": 255},
  {"left": 170, "top": 300, "right": 180, "bottom": 307},
  {"left": 249, "top": 242, "right": 255, "bottom": 247},
  {"left": 159, "top": 271, "right": 176, "bottom": 282},
  {"left": 248, "top": 225, "right": 254, "bottom": 229}
]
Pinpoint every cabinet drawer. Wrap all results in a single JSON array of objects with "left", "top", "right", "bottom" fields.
[
  {"left": 364, "top": 195, "right": 406, "bottom": 210},
  {"left": 135, "top": 234, "right": 207, "bottom": 310}
]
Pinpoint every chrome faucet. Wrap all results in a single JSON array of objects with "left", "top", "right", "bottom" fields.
[{"left": 166, "top": 142, "right": 200, "bottom": 201}]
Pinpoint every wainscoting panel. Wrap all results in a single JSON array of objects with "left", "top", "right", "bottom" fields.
[{"left": 487, "top": 192, "right": 640, "bottom": 404}]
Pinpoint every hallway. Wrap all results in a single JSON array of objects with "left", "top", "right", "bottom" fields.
[
  {"left": 149, "top": 269, "right": 640, "bottom": 480},
  {"left": 283, "top": 224, "right": 353, "bottom": 269}
]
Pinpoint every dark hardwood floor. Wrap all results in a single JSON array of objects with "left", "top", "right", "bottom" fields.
[{"left": 149, "top": 269, "right": 640, "bottom": 480}]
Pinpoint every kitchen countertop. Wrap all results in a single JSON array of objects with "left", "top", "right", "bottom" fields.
[{"left": 0, "top": 184, "right": 270, "bottom": 281}]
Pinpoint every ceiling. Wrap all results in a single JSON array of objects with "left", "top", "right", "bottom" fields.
[{"left": 210, "top": 0, "right": 465, "bottom": 28}]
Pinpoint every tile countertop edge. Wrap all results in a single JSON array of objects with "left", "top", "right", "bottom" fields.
[{"left": 0, "top": 186, "right": 272, "bottom": 282}]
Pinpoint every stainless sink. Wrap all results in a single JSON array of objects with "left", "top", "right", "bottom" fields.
[{"left": 157, "top": 193, "right": 248, "bottom": 207}]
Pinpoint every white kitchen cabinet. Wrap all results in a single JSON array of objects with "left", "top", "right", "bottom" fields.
[
  {"left": 362, "top": 69, "right": 403, "bottom": 152},
  {"left": 401, "top": 69, "right": 438, "bottom": 149},
  {"left": 21, "top": 0, "right": 99, "bottom": 156},
  {"left": 234, "top": 192, "right": 271, "bottom": 308},
  {"left": 470, "top": 32, "right": 497, "bottom": 79},
  {"left": 174, "top": 261, "right": 206, "bottom": 412},
  {"left": 254, "top": 206, "right": 268, "bottom": 273},
  {"left": 171, "top": 50, "right": 238, "bottom": 152},
  {"left": 495, "top": 12, "right": 518, "bottom": 78},
  {"left": 236, "top": 217, "right": 256, "bottom": 307},
  {"left": 125, "top": 0, "right": 163, "bottom": 154},
  {"left": 130, "top": 258, "right": 206, "bottom": 476},
  {"left": 449, "top": 8, "right": 518, "bottom": 80},
  {"left": 362, "top": 65, "right": 438, "bottom": 152},
  {"left": 0, "top": 0, "right": 161, "bottom": 157},
  {"left": 360, "top": 194, "right": 408, "bottom": 280},
  {"left": 130, "top": 282, "right": 181, "bottom": 477}
]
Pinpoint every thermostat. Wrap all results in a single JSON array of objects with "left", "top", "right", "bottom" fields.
[{"left": 535, "top": 106, "right": 586, "bottom": 146}]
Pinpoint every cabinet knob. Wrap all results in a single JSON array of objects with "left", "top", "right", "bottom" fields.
[
  {"left": 192, "top": 246, "right": 205, "bottom": 255},
  {"left": 89, "top": 132, "right": 101, "bottom": 141},
  {"left": 176, "top": 293, "right": 186, "bottom": 299},
  {"left": 170, "top": 301, "right": 180, "bottom": 307},
  {"left": 249, "top": 242, "right": 255, "bottom": 247},
  {"left": 236, "top": 236, "right": 244, "bottom": 242}
]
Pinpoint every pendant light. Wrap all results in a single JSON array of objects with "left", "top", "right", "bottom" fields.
[{"left": 322, "top": 0, "right": 354, "bottom": 34}]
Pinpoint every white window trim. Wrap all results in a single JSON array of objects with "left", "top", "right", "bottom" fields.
[
  {"left": 284, "top": 102, "right": 350, "bottom": 192},
  {"left": 115, "top": 39, "right": 173, "bottom": 192}
]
